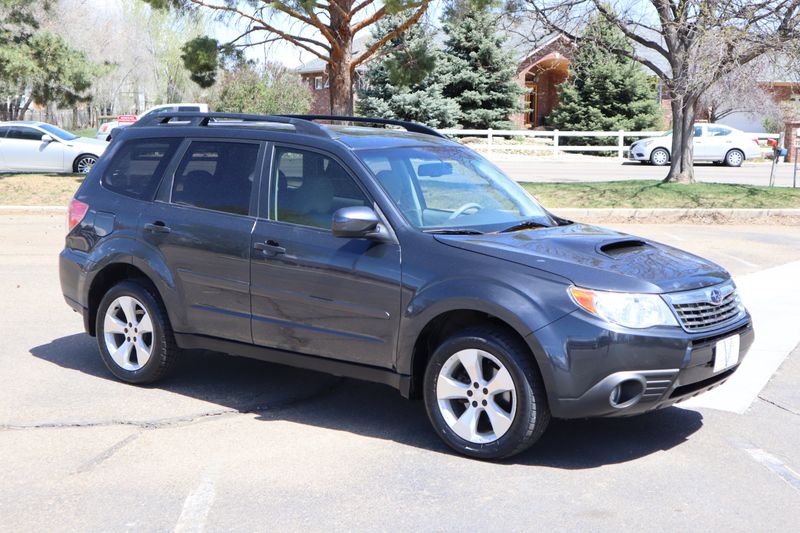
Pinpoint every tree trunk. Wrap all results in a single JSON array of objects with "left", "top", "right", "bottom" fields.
[
  {"left": 327, "top": 6, "right": 353, "bottom": 116},
  {"left": 664, "top": 95, "right": 697, "bottom": 183}
]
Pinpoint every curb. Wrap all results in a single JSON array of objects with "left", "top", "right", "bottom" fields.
[
  {"left": 0, "top": 206, "right": 66, "bottom": 213},
  {"left": 550, "top": 208, "right": 800, "bottom": 219}
]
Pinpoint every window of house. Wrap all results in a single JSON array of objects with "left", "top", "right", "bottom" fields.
[
  {"left": 102, "top": 138, "right": 181, "bottom": 200},
  {"left": 314, "top": 76, "right": 323, "bottom": 90},
  {"left": 273, "top": 147, "right": 369, "bottom": 230},
  {"left": 171, "top": 141, "right": 259, "bottom": 216}
]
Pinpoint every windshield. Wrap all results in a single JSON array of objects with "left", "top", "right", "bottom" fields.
[
  {"left": 38, "top": 123, "right": 78, "bottom": 141},
  {"left": 357, "top": 145, "right": 555, "bottom": 232}
]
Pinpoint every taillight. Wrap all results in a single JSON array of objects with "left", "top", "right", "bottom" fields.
[{"left": 67, "top": 198, "right": 89, "bottom": 231}]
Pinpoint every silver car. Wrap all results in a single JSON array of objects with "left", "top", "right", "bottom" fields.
[
  {"left": 0, "top": 121, "right": 107, "bottom": 174},
  {"left": 629, "top": 123, "right": 762, "bottom": 167}
]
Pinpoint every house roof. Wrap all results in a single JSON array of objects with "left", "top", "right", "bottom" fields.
[{"left": 296, "top": 37, "right": 368, "bottom": 74}]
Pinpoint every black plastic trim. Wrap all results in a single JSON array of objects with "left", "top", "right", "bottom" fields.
[{"left": 174, "top": 333, "right": 412, "bottom": 397}]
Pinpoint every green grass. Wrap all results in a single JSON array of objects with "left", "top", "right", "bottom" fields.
[
  {"left": 70, "top": 128, "right": 97, "bottom": 139},
  {"left": 521, "top": 180, "right": 800, "bottom": 209}
]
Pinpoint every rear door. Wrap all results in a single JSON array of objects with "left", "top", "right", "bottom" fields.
[
  {"left": 4, "top": 125, "right": 65, "bottom": 171},
  {"left": 249, "top": 145, "right": 402, "bottom": 368},
  {"left": 142, "top": 138, "right": 264, "bottom": 343}
]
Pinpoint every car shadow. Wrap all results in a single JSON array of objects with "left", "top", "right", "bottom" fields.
[{"left": 30, "top": 333, "right": 704, "bottom": 468}]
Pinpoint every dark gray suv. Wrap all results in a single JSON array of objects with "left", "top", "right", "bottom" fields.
[{"left": 60, "top": 113, "right": 754, "bottom": 459}]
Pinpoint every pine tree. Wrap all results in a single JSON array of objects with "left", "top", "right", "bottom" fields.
[
  {"left": 439, "top": 1, "right": 522, "bottom": 129},
  {"left": 547, "top": 14, "right": 663, "bottom": 133},
  {"left": 356, "top": 15, "right": 459, "bottom": 128}
]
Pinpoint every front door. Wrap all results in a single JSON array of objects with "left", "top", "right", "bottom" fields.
[
  {"left": 4, "top": 125, "right": 65, "bottom": 171},
  {"left": 141, "top": 139, "right": 263, "bottom": 343},
  {"left": 250, "top": 146, "right": 402, "bottom": 368}
]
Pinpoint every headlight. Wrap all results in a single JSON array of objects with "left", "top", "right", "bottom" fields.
[{"left": 568, "top": 286, "right": 678, "bottom": 329}]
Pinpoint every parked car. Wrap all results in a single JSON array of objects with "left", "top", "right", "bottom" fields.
[
  {"left": 629, "top": 123, "right": 762, "bottom": 166},
  {"left": 95, "top": 103, "right": 209, "bottom": 141},
  {"left": 0, "top": 121, "right": 107, "bottom": 173},
  {"left": 60, "top": 113, "right": 754, "bottom": 459}
]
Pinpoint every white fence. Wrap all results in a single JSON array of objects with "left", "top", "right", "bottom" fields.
[{"left": 439, "top": 128, "right": 780, "bottom": 159}]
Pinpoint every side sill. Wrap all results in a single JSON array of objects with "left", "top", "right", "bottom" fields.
[{"left": 174, "top": 333, "right": 412, "bottom": 398}]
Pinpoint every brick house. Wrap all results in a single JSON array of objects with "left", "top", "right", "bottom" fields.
[{"left": 296, "top": 34, "right": 799, "bottom": 144}]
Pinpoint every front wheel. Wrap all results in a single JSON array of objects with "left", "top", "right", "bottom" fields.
[
  {"left": 73, "top": 154, "right": 98, "bottom": 174},
  {"left": 650, "top": 148, "right": 670, "bottom": 166},
  {"left": 423, "top": 327, "right": 550, "bottom": 460}
]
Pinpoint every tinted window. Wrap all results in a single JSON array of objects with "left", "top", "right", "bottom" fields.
[
  {"left": 171, "top": 141, "right": 259, "bottom": 216},
  {"left": 38, "top": 123, "right": 78, "bottom": 140},
  {"left": 102, "top": 138, "right": 180, "bottom": 200},
  {"left": 7, "top": 126, "right": 44, "bottom": 141},
  {"left": 708, "top": 126, "right": 732, "bottom": 137},
  {"left": 694, "top": 126, "right": 703, "bottom": 137},
  {"left": 273, "top": 148, "right": 369, "bottom": 229},
  {"left": 0, "top": 127, "right": 8, "bottom": 138}
]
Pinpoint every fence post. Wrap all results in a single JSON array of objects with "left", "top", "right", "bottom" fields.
[
  {"left": 487, "top": 128, "right": 493, "bottom": 153},
  {"left": 553, "top": 129, "right": 559, "bottom": 157},
  {"left": 618, "top": 130, "right": 625, "bottom": 159}
]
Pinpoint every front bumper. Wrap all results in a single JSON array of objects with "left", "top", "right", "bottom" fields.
[{"left": 528, "top": 311, "right": 754, "bottom": 419}]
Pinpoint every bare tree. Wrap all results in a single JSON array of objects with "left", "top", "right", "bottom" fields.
[
  {"left": 150, "top": 0, "right": 431, "bottom": 115},
  {"left": 522, "top": 1, "right": 800, "bottom": 183},
  {"left": 697, "top": 59, "right": 777, "bottom": 123}
]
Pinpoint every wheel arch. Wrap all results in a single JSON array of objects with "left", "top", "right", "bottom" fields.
[
  {"left": 86, "top": 260, "right": 175, "bottom": 336},
  {"left": 406, "top": 308, "right": 543, "bottom": 400}
]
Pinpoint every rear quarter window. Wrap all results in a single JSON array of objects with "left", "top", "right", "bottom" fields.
[{"left": 101, "top": 138, "right": 180, "bottom": 200}]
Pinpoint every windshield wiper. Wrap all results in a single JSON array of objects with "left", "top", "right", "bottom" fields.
[
  {"left": 498, "top": 220, "right": 550, "bottom": 233},
  {"left": 424, "top": 228, "right": 484, "bottom": 235}
]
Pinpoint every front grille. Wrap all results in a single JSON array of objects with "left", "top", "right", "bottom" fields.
[{"left": 665, "top": 282, "right": 744, "bottom": 332}]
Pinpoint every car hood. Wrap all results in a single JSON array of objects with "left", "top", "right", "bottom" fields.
[
  {"left": 434, "top": 223, "right": 728, "bottom": 293},
  {"left": 67, "top": 137, "right": 108, "bottom": 151}
]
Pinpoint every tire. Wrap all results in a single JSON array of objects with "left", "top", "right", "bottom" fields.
[
  {"left": 423, "top": 327, "right": 550, "bottom": 460},
  {"left": 73, "top": 153, "right": 98, "bottom": 174},
  {"left": 649, "top": 148, "right": 670, "bottom": 166},
  {"left": 96, "top": 280, "right": 179, "bottom": 384},
  {"left": 725, "top": 149, "right": 744, "bottom": 167}
]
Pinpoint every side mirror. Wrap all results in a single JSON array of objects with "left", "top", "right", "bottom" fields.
[
  {"left": 332, "top": 206, "right": 389, "bottom": 241},
  {"left": 41, "top": 134, "right": 54, "bottom": 143}
]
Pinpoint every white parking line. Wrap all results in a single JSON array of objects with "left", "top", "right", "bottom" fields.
[
  {"left": 681, "top": 260, "right": 800, "bottom": 413},
  {"left": 173, "top": 462, "right": 221, "bottom": 533},
  {"left": 744, "top": 448, "right": 800, "bottom": 492}
]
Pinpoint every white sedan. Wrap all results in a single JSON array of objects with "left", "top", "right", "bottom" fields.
[
  {"left": 0, "top": 121, "right": 107, "bottom": 174},
  {"left": 629, "top": 123, "right": 762, "bottom": 167}
]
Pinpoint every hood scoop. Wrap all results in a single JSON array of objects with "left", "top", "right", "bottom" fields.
[{"left": 598, "top": 239, "right": 649, "bottom": 257}]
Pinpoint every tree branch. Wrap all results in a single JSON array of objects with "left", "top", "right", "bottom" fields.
[{"left": 350, "top": 1, "right": 430, "bottom": 70}]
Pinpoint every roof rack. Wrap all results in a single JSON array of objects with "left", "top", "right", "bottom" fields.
[
  {"left": 132, "top": 112, "right": 332, "bottom": 137},
  {"left": 279, "top": 115, "right": 447, "bottom": 139}
]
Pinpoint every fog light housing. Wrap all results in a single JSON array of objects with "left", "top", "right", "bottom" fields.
[{"left": 609, "top": 379, "right": 645, "bottom": 408}]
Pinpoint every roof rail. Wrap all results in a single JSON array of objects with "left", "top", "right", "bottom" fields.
[
  {"left": 131, "top": 112, "right": 332, "bottom": 138},
  {"left": 279, "top": 115, "right": 447, "bottom": 139}
]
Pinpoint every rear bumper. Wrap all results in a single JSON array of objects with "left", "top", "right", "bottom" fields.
[
  {"left": 529, "top": 312, "right": 754, "bottom": 419},
  {"left": 59, "top": 248, "right": 93, "bottom": 334}
]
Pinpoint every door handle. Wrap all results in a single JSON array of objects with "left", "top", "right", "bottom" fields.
[
  {"left": 254, "top": 240, "right": 286, "bottom": 255},
  {"left": 144, "top": 221, "right": 171, "bottom": 233}
]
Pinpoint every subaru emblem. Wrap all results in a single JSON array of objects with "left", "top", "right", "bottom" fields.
[{"left": 709, "top": 289, "right": 722, "bottom": 304}]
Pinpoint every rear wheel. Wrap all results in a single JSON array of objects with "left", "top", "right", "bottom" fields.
[
  {"left": 96, "top": 280, "right": 179, "bottom": 384},
  {"left": 423, "top": 327, "right": 550, "bottom": 460},
  {"left": 650, "top": 148, "right": 670, "bottom": 166},
  {"left": 725, "top": 149, "right": 744, "bottom": 167}
]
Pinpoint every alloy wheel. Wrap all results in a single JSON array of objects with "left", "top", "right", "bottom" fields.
[
  {"left": 103, "top": 296, "right": 154, "bottom": 371},
  {"left": 436, "top": 348, "right": 517, "bottom": 444},
  {"left": 76, "top": 156, "right": 97, "bottom": 174}
]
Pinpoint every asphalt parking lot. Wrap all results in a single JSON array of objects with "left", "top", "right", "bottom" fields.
[{"left": 1, "top": 214, "right": 799, "bottom": 531}]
